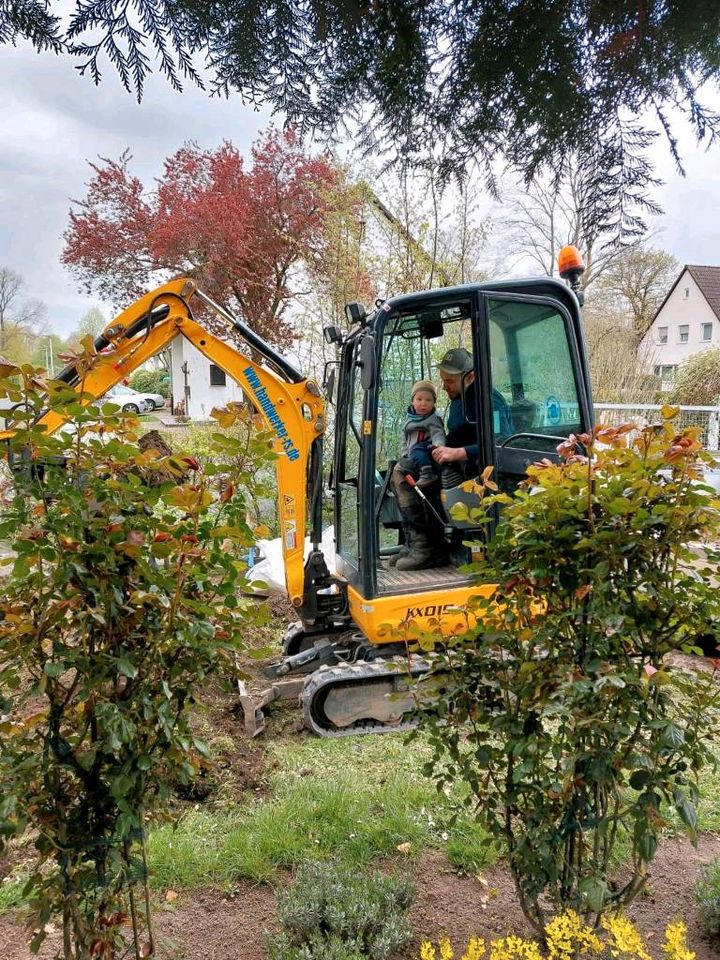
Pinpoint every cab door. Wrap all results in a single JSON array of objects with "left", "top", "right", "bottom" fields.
[
  {"left": 475, "top": 292, "right": 593, "bottom": 492},
  {"left": 333, "top": 331, "right": 378, "bottom": 595}
]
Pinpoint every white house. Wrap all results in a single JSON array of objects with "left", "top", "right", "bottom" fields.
[
  {"left": 640, "top": 265, "right": 720, "bottom": 390},
  {"left": 169, "top": 335, "right": 244, "bottom": 420}
]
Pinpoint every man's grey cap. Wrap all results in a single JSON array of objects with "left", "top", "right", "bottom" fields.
[{"left": 438, "top": 347, "right": 473, "bottom": 374}]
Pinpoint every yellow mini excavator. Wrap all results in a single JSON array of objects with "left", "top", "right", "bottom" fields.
[{"left": 1, "top": 250, "right": 593, "bottom": 737}]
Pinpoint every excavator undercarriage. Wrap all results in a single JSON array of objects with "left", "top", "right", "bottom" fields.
[{"left": 238, "top": 625, "right": 435, "bottom": 738}]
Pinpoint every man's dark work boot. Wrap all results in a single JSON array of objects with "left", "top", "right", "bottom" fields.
[
  {"left": 396, "top": 533, "right": 435, "bottom": 571},
  {"left": 417, "top": 465, "right": 438, "bottom": 489}
]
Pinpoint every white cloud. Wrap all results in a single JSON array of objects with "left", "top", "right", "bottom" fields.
[
  {"left": 0, "top": 41, "right": 272, "bottom": 336},
  {"left": 650, "top": 113, "right": 720, "bottom": 266}
]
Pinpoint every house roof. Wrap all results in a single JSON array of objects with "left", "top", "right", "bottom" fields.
[
  {"left": 687, "top": 265, "right": 720, "bottom": 321},
  {"left": 653, "top": 264, "right": 720, "bottom": 325}
]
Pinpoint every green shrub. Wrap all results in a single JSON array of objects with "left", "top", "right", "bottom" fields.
[
  {"left": 0, "top": 353, "right": 273, "bottom": 957},
  {"left": 420, "top": 411, "right": 720, "bottom": 934},
  {"left": 668, "top": 348, "right": 720, "bottom": 405},
  {"left": 129, "top": 369, "right": 170, "bottom": 397},
  {"left": 695, "top": 857, "right": 720, "bottom": 940},
  {"left": 168, "top": 418, "right": 279, "bottom": 535},
  {"left": 267, "top": 861, "right": 414, "bottom": 960}
]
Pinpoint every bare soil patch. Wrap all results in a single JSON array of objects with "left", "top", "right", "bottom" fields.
[
  {"left": 1, "top": 836, "right": 718, "bottom": 959},
  {"left": 401, "top": 839, "right": 720, "bottom": 959},
  {"left": 186, "top": 678, "right": 270, "bottom": 802}
]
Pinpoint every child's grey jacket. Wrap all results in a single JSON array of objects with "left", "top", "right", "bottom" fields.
[{"left": 402, "top": 408, "right": 446, "bottom": 453}]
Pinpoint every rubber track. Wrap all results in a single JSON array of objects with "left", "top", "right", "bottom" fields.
[{"left": 300, "top": 654, "right": 432, "bottom": 738}]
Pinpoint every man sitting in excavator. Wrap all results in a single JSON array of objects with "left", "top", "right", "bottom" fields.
[{"left": 390, "top": 347, "right": 513, "bottom": 571}]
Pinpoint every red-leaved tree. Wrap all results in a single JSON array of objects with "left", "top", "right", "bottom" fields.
[{"left": 62, "top": 128, "right": 341, "bottom": 348}]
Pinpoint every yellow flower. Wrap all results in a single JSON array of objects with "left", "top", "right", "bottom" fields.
[
  {"left": 421, "top": 943, "right": 438, "bottom": 960},
  {"left": 489, "top": 935, "right": 544, "bottom": 960},
  {"left": 461, "top": 937, "right": 486, "bottom": 960},
  {"left": 601, "top": 915, "right": 652, "bottom": 960},
  {"left": 440, "top": 938, "right": 454, "bottom": 960},
  {"left": 546, "top": 909, "right": 604, "bottom": 960},
  {"left": 662, "top": 921, "right": 695, "bottom": 960},
  {"left": 419, "top": 914, "right": 695, "bottom": 960}
]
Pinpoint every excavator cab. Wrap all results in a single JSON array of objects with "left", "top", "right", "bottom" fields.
[{"left": 328, "top": 278, "right": 594, "bottom": 653}]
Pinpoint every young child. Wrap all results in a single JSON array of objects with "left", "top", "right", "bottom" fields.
[{"left": 398, "top": 379, "right": 446, "bottom": 488}]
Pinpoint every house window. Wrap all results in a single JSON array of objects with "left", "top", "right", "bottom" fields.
[
  {"left": 658, "top": 365, "right": 677, "bottom": 391},
  {"left": 657, "top": 326, "right": 668, "bottom": 344},
  {"left": 702, "top": 322, "right": 713, "bottom": 342},
  {"left": 678, "top": 325, "right": 689, "bottom": 343},
  {"left": 209, "top": 364, "right": 226, "bottom": 386},
  {"left": 683, "top": 287, "right": 690, "bottom": 299}
]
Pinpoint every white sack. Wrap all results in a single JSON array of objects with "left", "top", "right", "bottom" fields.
[{"left": 246, "top": 525, "right": 336, "bottom": 596}]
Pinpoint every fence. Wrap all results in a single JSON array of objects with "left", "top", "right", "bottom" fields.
[{"left": 594, "top": 403, "right": 720, "bottom": 453}]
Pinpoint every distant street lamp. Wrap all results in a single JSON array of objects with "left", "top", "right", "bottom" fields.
[
  {"left": 20, "top": 329, "right": 56, "bottom": 375},
  {"left": 44, "top": 337, "right": 55, "bottom": 376}
]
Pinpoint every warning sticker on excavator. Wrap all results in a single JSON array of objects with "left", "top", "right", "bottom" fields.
[
  {"left": 284, "top": 520, "right": 297, "bottom": 550},
  {"left": 363, "top": 420, "right": 372, "bottom": 435},
  {"left": 283, "top": 494, "right": 296, "bottom": 517}
]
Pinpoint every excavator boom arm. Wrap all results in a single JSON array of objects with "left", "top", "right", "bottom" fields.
[{"left": 3, "top": 279, "right": 326, "bottom": 609}]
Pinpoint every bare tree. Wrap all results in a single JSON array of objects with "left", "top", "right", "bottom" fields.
[
  {"left": 590, "top": 246, "right": 679, "bottom": 346},
  {"left": 0, "top": 269, "right": 22, "bottom": 343},
  {"left": 579, "top": 244, "right": 678, "bottom": 400},
  {"left": 0, "top": 267, "right": 47, "bottom": 359},
  {"left": 582, "top": 307, "right": 658, "bottom": 402},
  {"left": 366, "top": 168, "right": 492, "bottom": 295},
  {"left": 367, "top": 173, "right": 442, "bottom": 295},
  {"left": 435, "top": 187, "right": 490, "bottom": 285},
  {"left": 500, "top": 151, "right": 660, "bottom": 288},
  {"left": 65, "top": 306, "right": 106, "bottom": 350}
]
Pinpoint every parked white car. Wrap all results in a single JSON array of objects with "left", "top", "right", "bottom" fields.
[
  {"left": 106, "top": 386, "right": 154, "bottom": 415},
  {"left": 107, "top": 384, "right": 165, "bottom": 413}
]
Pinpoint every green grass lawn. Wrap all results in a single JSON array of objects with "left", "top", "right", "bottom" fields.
[
  {"left": 146, "top": 730, "right": 720, "bottom": 892},
  {"left": 1, "top": 716, "right": 718, "bottom": 908},
  {"left": 0, "top": 874, "right": 29, "bottom": 911},
  {"left": 148, "top": 733, "right": 494, "bottom": 890}
]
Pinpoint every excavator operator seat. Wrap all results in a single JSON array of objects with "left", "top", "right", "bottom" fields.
[{"left": 510, "top": 397, "right": 538, "bottom": 433}]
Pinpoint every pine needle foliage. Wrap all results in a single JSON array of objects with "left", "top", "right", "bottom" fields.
[{"left": 4, "top": 2, "right": 720, "bottom": 212}]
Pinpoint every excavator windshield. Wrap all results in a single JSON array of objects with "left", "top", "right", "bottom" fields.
[{"left": 375, "top": 297, "right": 473, "bottom": 469}]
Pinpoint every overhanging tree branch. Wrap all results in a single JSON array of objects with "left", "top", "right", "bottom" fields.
[{"left": 6, "top": 2, "right": 720, "bottom": 206}]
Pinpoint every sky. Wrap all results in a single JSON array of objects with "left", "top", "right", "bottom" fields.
[
  {"left": 0, "top": 39, "right": 272, "bottom": 336},
  {"left": 1, "top": 31, "right": 720, "bottom": 339}
]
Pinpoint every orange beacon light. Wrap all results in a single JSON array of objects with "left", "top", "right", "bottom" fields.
[{"left": 558, "top": 245, "right": 585, "bottom": 295}]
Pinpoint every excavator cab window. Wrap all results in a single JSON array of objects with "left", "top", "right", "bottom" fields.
[
  {"left": 483, "top": 294, "right": 588, "bottom": 493},
  {"left": 374, "top": 297, "right": 478, "bottom": 567},
  {"left": 376, "top": 298, "right": 474, "bottom": 468}
]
